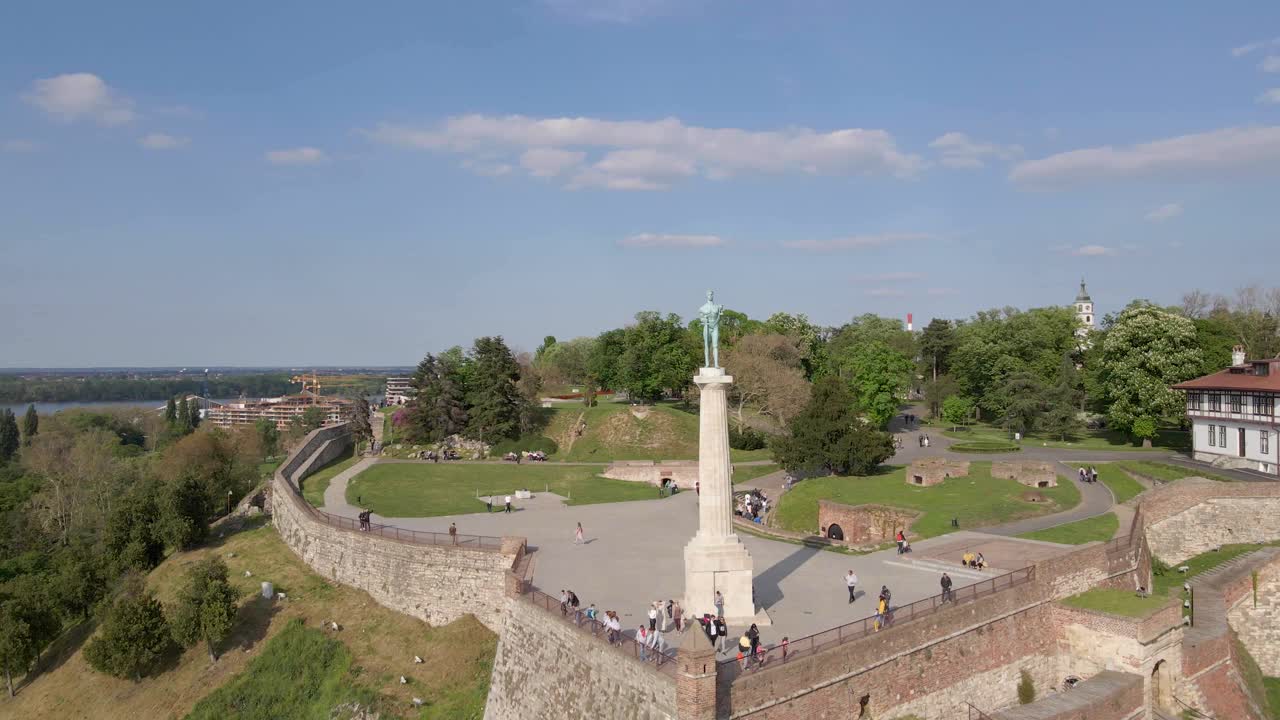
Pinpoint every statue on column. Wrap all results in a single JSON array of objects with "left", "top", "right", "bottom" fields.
[{"left": 699, "top": 290, "right": 724, "bottom": 368}]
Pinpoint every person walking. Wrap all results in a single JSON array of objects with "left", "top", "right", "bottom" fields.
[
  {"left": 746, "top": 623, "right": 760, "bottom": 660},
  {"left": 648, "top": 603, "right": 658, "bottom": 632},
  {"left": 637, "top": 625, "right": 649, "bottom": 660},
  {"left": 673, "top": 601, "right": 683, "bottom": 631},
  {"left": 574, "top": 522, "right": 584, "bottom": 544},
  {"left": 695, "top": 480, "right": 700, "bottom": 497},
  {"left": 714, "top": 591, "right": 724, "bottom": 618},
  {"left": 716, "top": 616, "right": 728, "bottom": 652},
  {"left": 448, "top": 522, "right": 457, "bottom": 544},
  {"left": 940, "top": 573, "right": 953, "bottom": 603},
  {"left": 738, "top": 633, "right": 752, "bottom": 667},
  {"left": 559, "top": 590, "right": 569, "bottom": 616},
  {"left": 504, "top": 495, "right": 513, "bottom": 513},
  {"left": 895, "top": 530, "right": 905, "bottom": 554},
  {"left": 846, "top": 569, "right": 859, "bottom": 603},
  {"left": 1090, "top": 466, "right": 1098, "bottom": 484},
  {"left": 706, "top": 613, "right": 719, "bottom": 650}
]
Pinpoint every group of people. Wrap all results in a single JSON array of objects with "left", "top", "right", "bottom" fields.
[
  {"left": 502, "top": 450, "right": 548, "bottom": 463},
  {"left": 917, "top": 433, "right": 932, "bottom": 448},
  {"left": 737, "top": 489, "right": 770, "bottom": 522},
  {"left": 894, "top": 529, "right": 912, "bottom": 554},
  {"left": 961, "top": 550, "right": 986, "bottom": 569},
  {"left": 357, "top": 509, "right": 373, "bottom": 531},
  {"left": 1077, "top": 466, "right": 1100, "bottom": 484}
]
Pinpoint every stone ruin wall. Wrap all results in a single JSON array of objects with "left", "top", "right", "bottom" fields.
[
  {"left": 816, "top": 500, "right": 919, "bottom": 545},
  {"left": 906, "top": 458, "right": 970, "bottom": 486},
  {"left": 603, "top": 460, "right": 700, "bottom": 487},
  {"left": 991, "top": 461, "right": 1058, "bottom": 488},
  {"left": 1141, "top": 478, "right": 1280, "bottom": 564}
]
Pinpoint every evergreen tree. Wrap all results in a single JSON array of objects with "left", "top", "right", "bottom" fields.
[
  {"left": 20, "top": 405, "right": 37, "bottom": 446},
  {"left": 349, "top": 397, "right": 373, "bottom": 447},
  {"left": 84, "top": 584, "right": 172, "bottom": 680},
  {"left": 187, "top": 398, "right": 201, "bottom": 430},
  {"left": 170, "top": 558, "right": 237, "bottom": 663},
  {"left": 466, "top": 336, "right": 527, "bottom": 446},
  {"left": 406, "top": 353, "right": 469, "bottom": 443},
  {"left": 164, "top": 396, "right": 178, "bottom": 424},
  {"left": 254, "top": 418, "right": 279, "bottom": 457},
  {"left": 158, "top": 473, "right": 211, "bottom": 549},
  {"left": 918, "top": 318, "right": 957, "bottom": 381},
  {"left": 0, "top": 601, "right": 36, "bottom": 697},
  {"left": 176, "top": 399, "right": 191, "bottom": 435},
  {"left": 0, "top": 410, "right": 18, "bottom": 463},
  {"left": 771, "top": 376, "right": 895, "bottom": 476},
  {"left": 103, "top": 482, "right": 166, "bottom": 573}
]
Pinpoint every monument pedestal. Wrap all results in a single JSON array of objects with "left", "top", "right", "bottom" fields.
[{"left": 682, "top": 367, "right": 763, "bottom": 625}]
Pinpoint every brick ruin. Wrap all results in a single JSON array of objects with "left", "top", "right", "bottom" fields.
[
  {"left": 271, "top": 427, "right": 1280, "bottom": 720},
  {"left": 602, "top": 460, "right": 700, "bottom": 487},
  {"left": 906, "top": 457, "right": 970, "bottom": 486},
  {"left": 816, "top": 500, "right": 919, "bottom": 545},
  {"left": 991, "top": 460, "right": 1059, "bottom": 488}
]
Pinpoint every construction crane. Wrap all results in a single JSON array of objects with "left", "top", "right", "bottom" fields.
[{"left": 290, "top": 371, "right": 322, "bottom": 401}]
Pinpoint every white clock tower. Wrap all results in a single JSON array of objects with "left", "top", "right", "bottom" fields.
[{"left": 1074, "top": 278, "right": 1095, "bottom": 340}]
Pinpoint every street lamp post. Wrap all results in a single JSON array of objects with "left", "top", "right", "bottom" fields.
[{"left": 227, "top": 490, "right": 234, "bottom": 516}]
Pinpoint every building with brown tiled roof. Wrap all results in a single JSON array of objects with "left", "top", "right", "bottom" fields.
[{"left": 1172, "top": 345, "right": 1280, "bottom": 476}]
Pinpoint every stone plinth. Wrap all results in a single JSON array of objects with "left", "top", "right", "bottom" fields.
[{"left": 683, "top": 367, "right": 757, "bottom": 624}]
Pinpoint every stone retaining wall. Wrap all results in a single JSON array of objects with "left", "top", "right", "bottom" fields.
[
  {"left": 991, "top": 461, "right": 1058, "bottom": 488},
  {"left": 816, "top": 501, "right": 919, "bottom": 545},
  {"left": 1142, "top": 478, "right": 1280, "bottom": 564},
  {"left": 603, "top": 460, "right": 700, "bottom": 487},
  {"left": 906, "top": 458, "right": 969, "bottom": 486}
]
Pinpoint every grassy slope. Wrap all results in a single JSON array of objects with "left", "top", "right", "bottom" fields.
[
  {"left": 1114, "top": 460, "right": 1234, "bottom": 483},
  {"left": 1060, "top": 588, "right": 1172, "bottom": 617},
  {"left": 301, "top": 454, "right": 362, "bottom": 507},
  {"left": 1019, "top": 512, "right": 1119, "bottom": 545},
  {"left": 774, "top": 462, "right": 1081, "bottom": 538},
  {"left": 540, "top": 401, "right": 770, "bottom": 462},
  {"left": 732, "top": 463, "right": 780, "bottom": 484},
  {"left": 5, "top": 521, "right": 496, "bottom": 720},
  {"left": 347, "top": 463, "right": 667, "bottom": 517},
  {"left": 1152, "top": 542, "right": 1280, "bottom": 597},
  {"left": 1095, "top": 465, "right": 1146, "bottom": 504}
]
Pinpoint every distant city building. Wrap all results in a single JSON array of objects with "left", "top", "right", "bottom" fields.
[
  {"left": 1173, "top": 346, "right": 1280, "bottom": 476},
  {"left": 385, "top": 377, "right": 415, "bottom": 405},
  {"left": 206, "top": 393, "right": 353, "bottom": 430},
  {"left": 1074, "top": 278, "right": 1095, "bottom": 340}
]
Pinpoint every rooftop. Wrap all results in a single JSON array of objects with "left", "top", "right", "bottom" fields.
[
  {"left": 1074, "top": 278, "right": 1091, "bottom": 302},
  {"left": 1173, "top": 358, "right": 1280, "bottom": 392}
]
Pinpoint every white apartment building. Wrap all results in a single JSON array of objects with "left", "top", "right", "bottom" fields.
[
  {"left": 1173, "top": 346, "right": 1280, "bottom": 476},
  {"left": 385, "top": 377, "right": 415, "bottom": 405}
]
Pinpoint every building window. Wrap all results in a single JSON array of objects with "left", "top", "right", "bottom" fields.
[
  {"left": 1254, "top": 395, "right": 1274, "bottom": 416},
  {"left": 1208, "top": 425, "right": 1216, "bottom": 446},
  {"left": 1220, "top": 425, "right": 1228, "bottom": 447},
  {"left": 1187, "top": 392, "right": 1203, "bottom": 410},
  {"left": 1231, "top": 394, "right": 1243, "bottom": 413},
  {"left": 1263, "top": 431, "right": 1270, "bottom": 455},
  {"left": 1210, "top": 394, "right": 1222, "bottom": 411}
]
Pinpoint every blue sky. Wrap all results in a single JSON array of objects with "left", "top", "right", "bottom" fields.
[{"left": 3, "top": 1, "right": 1280, "bottom": 367}]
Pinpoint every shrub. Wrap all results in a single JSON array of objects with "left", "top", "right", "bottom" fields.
[
  {"left": 729, "top": 426, "right": 767, "bottom": 451},
  {"left": 950, "top": 440, "right": 1021, "bottom": 453},
  {"left": 489, "top": 435, "right": 559, "bottom": 457},
  {"left": 84, "top": 584, "right": 173, "bottom": 680},
  {"left": 1017, "top": 669, "right": 1036, "bottom": 704},
  {"left": 170, "top": 558, "right": 238, "bottom": 662}
]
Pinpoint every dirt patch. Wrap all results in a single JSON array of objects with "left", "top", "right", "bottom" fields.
[{"left": 599, "top": 409, "right": 677, "bottom": 450}]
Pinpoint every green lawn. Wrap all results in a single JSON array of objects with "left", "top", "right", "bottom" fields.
[
  {"left": 733, "top": 463, "right": 780, "bottom": 484},
  {"left": 1152, "top": 543, "right": 1280, "bottom": 597},
  {"left": 1019, "top": 512, "right": 1119, "bottom": 545},
  {"left": 774, "top": 462, "right": 1081, "bottom": 538},
  {"left": 1114, "top": 460, "right": 1234, "bottom": 483},
  {"left": 1096, "top": 464, "right": 1146, "bottom": 503},
  {"left": 1061, "top": 588, "right": 1173, "bottom": 618},
  {"left": 939, "top": 423, "right": 1189, "bottom": 452},
  {"left": 257, "top": 458, "right": 282, "bottom": 480},
  {"left": 346, "top": 462, "right": 666, "bottom": 517},
  {"left": 1265, "top": 677, "right": 1280, "bottom": 720},
  {"left": 300, "top": 454, "right": 362, "bottom": 507}
]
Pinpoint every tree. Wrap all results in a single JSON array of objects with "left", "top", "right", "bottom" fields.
[
  {"left": 534, "top": 335, "right": 557, "bottom": 363},
  {"left": 48, "top": 541, "right": 105, "bottom": 622},
  {"left": 0, "top": 410, "right": 17, "bottom": 463},
  {"left": 515, "top": 358, "right": 545, "bottom": 436},
  {"left": 404, "top": 353, "right": 469, "bottom": 443},
  {"left": 157, "top": 472, "right": 211, "bottom": 550},
  {"left": 832, "top": 341, "right": 913, "bottom": 428},
  {"left": 0, "top": 601, "right": 37, "bottom": 697},
  {"left": 164, "top": 397, "right": 178, "bottom": 424},
  {"left": 922, "top": 374, "right": 958, "bottom": 419},
  {"left": 950, "top": 307, "right": 1078, "bottom": 420},
  {"left": 187, "top": 398, "right": 201, "bottom": 431},
  {"left": 464, "top": 336, "right": 527, "bottom": 447},
  {"left": 995, "top": 372, "right": 1046, "bottom": 438},
  {"left": 1131, "top": 417, "right": 1158, "bottom": 446},
  {"left": 84, "top": 584, "right": 172, "bottom": 680},
  {"left": 20, "top": 405, "right": 37, "bottom": 446},
  {"left": 1099, "top": 304, "right": 1204, "bottom": 440},
  {"left": 539, "top": 336, "right": 596, "bottom": 388},
  {"left": 176, "top": 399, "right": 191, "bottom": 435},
  {"left": 762, "top": 312, "right": 828, "bottom": 380},
  {"left": 103, "top": 481, "right": 166, "bottom": 573},
  {"left": 722, "top": 334, "right": 812, "bottom": 430},
  {"left": 170, "top": 558, "right": 237, "bottom": 663},
  {"left": 299, "top": 406, "right": 326, "bottom": 433},
  {"left": 1041, "top": 357, "right": 1085, "bottom": 441},
  {"left": 829, "top": 314, "right": 917, "bottom": 361},
  {"left": 941, "top": 395, "right": 975, "bottom": 431},
  {"left": 771, "top": 377, "right": 895, "bottom": 476},
  {"left": 349, "top": 397, "right": 373, "bottom": 448},
  {"left": 587, "top": 328, "right": 628, "bottom": 392},
  {"left": 616, "top": 312, "right": 698, "bottom": 402},
  {"left": 254, "top": 418, "right": 279, "bottom": 458},
  {"left": 918, "top": 318, "right": 957, "bottom": 381}
]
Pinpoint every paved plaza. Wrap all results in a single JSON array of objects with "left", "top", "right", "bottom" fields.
[{"left": 322, "top": 459, "right": 1074, "bottom": 655}]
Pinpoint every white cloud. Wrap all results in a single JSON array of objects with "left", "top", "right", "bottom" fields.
[
  {"left": 782, "top": 232, "right": 932, "bottom": 252},
  {"left": 928, "top": 132, "right": 1022, "bottom": 168},
  {"left": 1263, "top": 56, "right": 1280, "bottom": 73},
  {"left": 519, "top": 148, "right": 585, "bottom": 177},
  {"left": 363, "top": 114, "right": 923, "bottom": 190},
  {"left": 1, "top": 139, "right": 40, "bottom": 153},
  {"left": 1144, "top": 203, "right": 1183, "bottom": 222},
  {"left": 138, "top": 133, "right": 189, "bottom": 150},
  {"left": 1070, "top": 245, "right": 1116, "bottom": 257},
  {"left": 1259, "top": 88, "right": 1280, "bottom": 105},
  {"left": 1233, "top": 42, "right": 1264, "bottom": 57},
  {"left": 23, "top": 73, "right": 135, "bottom": 125},
  {"left": 265, "top": 147, "right": 328, "bottom": 166},
  {"left": 1010, "top": 126, "right": 1280, "bottom": 185},
  {"left": 617, "top": 233, "right": 727, "bottom": 248},
  {"left": 864, "top": 288, "right": 905, "bottom": 297},
  {"left": 854, "top": 271, "right": 925, "bottom": 282}
]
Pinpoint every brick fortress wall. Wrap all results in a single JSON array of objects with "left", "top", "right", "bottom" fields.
[
  {"left": 817, "top": 501, "right": 919, "bottom": 545},
  {"left": 271, "top": 425, "right": 521, "bottom": 631},
  {"left": 1140, "top": 478, "right": 1280, "bottom": 564}
]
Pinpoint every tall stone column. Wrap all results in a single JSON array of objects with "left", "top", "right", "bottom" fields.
[{"left": 683, "top": 367, "right": 758, "bottom": 625}]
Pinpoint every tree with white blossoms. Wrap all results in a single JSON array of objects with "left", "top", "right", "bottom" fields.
[{"left": 1099, "top": 303, "right": 1204, "bottom": 446}]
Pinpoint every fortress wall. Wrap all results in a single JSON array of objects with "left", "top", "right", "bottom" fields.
[
  {"left": 1227, "top": 554, "right": 1280, "bottom": 676},
  {"left": 272, "top": 426, "right": 520, "bottom": 631},
  {"left": 485, "top": 594, "right": 677, "bottom": 720},
  {"left": 1140, "top": 478, "right": 1280, "bottom": 564}
]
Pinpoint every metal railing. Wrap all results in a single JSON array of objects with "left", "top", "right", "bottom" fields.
[
  {"left": 966, "top": 702, "right": 997, "bottom": 720},
  {"left": 717, "top": 566, "right": 1036, "bottom": 683},
  {"left": 520, "top": 586, "right": 678, "bottom": 677}
]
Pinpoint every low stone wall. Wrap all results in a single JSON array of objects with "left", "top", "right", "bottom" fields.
[
  {"left": 990, "top": 670, "right": 1144, "bottom": 720},
  {"left": 272, "top": 425, "right": 522, "bottom": 632},
  {"left": 906, "top": 458, "right": 969, "bottom": 486},
  {"left": 1143, "top": 478, "right": 1280, "bottom": 563},
  {"left": 1225, "top": 550, "right": 1280, "bottom": 676},
  {"left": 603, "top": 460, "right": 699, "bottom": 487},
  {"left": 485, "top": 591, "right": 677, "bottom": 720},
  {"left": 816, "top": 501, "right": 919, "bottom": 545},
  {"left": 992, "top": 461, "right": 1058, "bottom": 488}
]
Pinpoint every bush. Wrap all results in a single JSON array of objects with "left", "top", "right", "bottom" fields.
[
  {"left": 729, "top": 426, "right": 767, "bottom": 451},
  {"left": 950, "top": 440, "right": 1021, "bottom": 453},
  {"left": 1017, "top": 669, "right": 1036, "bottom": 704},
  {"left": 489, "top": 435, "right": 559, "bottom": 457},
  {"left": 84, "top": 585, "right": 173, "bottom": 680}
]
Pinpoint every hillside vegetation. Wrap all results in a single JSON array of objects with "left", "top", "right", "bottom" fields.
[
  {"left": 541, "top": 401, "right": 769, "bottom": 462},
  {"left": 3, "top": 518, "right": 495, "bottom": 720}
]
